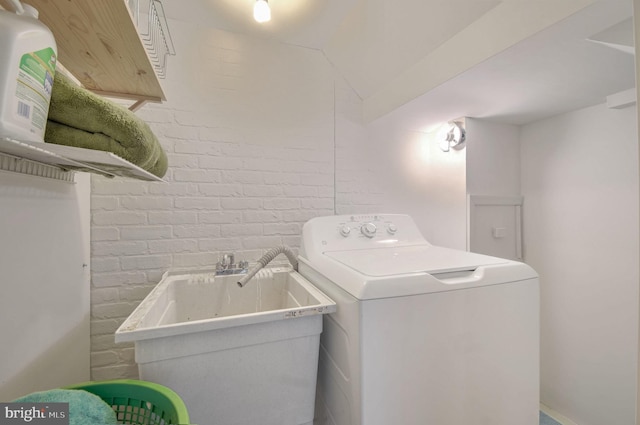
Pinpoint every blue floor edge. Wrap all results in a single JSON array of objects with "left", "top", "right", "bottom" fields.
[{"left": 540, "top": 411, "right": 562, "bottom": 425}]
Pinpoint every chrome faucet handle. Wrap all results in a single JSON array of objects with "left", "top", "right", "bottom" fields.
[
  {"left": 215, "top": 254, "right": 248, "bottom": 276},
  {"left": 220, "top": 253, "right": 235, "bottom": 268}
]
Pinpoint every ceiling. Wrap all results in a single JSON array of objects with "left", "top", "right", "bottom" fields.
[
  {"left": 161, "top": 0, "right": 358, "bottom": 49},
  {"left": 162, "top": 0, "right": 636, "bottom": 130}
]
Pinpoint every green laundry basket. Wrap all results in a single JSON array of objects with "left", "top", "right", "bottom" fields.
[{"left": 65, "top": 379, "right": 190, "bottom": 425}]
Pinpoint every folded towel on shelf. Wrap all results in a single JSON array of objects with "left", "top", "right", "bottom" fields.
[
  {"left": 45, "top": 72, "right": 168, "bottom": 178},
  {"left": 13, "top": 388, "right": 118, "bottom": 425}
]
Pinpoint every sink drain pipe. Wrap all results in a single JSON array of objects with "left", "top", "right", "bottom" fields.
[{"left": 237, "top": 245, "right": 299, "bottom": 288}]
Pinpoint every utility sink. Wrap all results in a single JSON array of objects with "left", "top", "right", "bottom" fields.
[
  {"left": 115, "top": 266, "right": 336, "bottom": 425},
  {"left": 116, "top": 266, "right": 335, "bottom": 341}
]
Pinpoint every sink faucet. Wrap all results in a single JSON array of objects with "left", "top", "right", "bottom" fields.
[
  {"left": 215, "top": 252, "right": 248, "bottom": 275},
  {"left": 237, "top": 245, "right": 298, "bottom": 288}
]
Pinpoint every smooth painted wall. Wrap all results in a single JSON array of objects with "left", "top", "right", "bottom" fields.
[
  {"left": 521, "top": 102, "right": 638, "bottom": 425},
  {"left": 335, "top": 87, "right": 467, "bottom": 250},
  {"left": 466, "top": 118, "right": 520, "bottom": 197},
  {"left": 369, "top": 119, "right": 467, "bottom": 249}
]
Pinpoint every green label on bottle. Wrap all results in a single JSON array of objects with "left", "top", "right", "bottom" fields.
[
  {"left": 14, "top": 47, "right": 57, "bottom": 136},
  {"left": 19, "top": 47, "right": 56, "bottom": 89}
]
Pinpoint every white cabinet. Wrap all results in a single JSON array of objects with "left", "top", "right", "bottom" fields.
[{"left": 0, "top": 171, "right": 91, "bottom": 399}]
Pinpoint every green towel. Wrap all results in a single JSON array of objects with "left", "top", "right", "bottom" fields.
[
  {"left": 13, "top": 388, "right": 118, "bottom": 425},
  {"left": 45, "top": 72, "right": 168, "bottom": 178}
]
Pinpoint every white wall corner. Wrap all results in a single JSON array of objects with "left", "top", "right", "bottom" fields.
[{"left": 606, "top": 88, "right": 636, "bottom": 109}]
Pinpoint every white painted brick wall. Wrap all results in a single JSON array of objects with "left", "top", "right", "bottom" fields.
[
  {"left": 88, "top": 22, "right": 344, "bottom": 380},
  {"left": 334, "top": 74, "right": 386, "bottom": 215}
]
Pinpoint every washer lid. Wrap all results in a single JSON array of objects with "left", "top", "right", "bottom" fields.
[{"left": 325, "top": 244, "right": 508, "bottom": 277}]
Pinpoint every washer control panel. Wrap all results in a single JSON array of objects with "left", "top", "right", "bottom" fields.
[
  {"left": 300, "top": 214, "right": 428, "bottom": 255},
  {"left": 335, "top": 215, "right": 406, "bottom": 240}
]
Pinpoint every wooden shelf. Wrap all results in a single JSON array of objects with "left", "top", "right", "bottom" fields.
[{"left": 22, "top": 0, "right": 166, "bottom": 105}]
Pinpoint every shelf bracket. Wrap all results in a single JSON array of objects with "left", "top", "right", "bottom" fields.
[{"left": 129, "top": 99, "right": 148, "bottom": 112}]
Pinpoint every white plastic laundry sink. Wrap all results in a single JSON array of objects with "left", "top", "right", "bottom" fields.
[
  {"left": 115, "top": 266, "right": 336, "bottom": 341},
  {"left": 115, "top": 266, "right": 336, "bottom": 425}
]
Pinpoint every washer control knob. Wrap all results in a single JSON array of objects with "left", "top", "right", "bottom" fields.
[
  {"left": 361, "top": 222, "right": 377, "bottom": 238},
  {"left": 387, "top": 223, "right": 398, "bottom": 234},
  {"left": 339, "top": 225, "right": 351, "bottom": 237}
]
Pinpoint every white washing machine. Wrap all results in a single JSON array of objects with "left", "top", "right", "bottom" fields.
[{"left": 298, "top": 214, "right": 539, "bottom": 425}]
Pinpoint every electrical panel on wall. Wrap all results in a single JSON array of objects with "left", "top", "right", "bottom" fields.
[{"left": 468, "top": 195, "right": 523, "bottom": 261}]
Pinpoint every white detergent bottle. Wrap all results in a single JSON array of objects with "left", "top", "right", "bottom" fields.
[{"left": 0, "top": 0, "right": 57, "bottom": 143}]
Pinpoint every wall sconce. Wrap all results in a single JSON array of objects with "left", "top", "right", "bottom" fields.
[
  {"left": 439, "top": 122, "right": 466, "bottom": 152},
  {"left": 254, "top": 0, "right": 271, "bottom": 23}
]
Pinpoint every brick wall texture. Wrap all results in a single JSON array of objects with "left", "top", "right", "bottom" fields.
[{"left": 89, "top": 21, "right": 382, "bottom": 379}]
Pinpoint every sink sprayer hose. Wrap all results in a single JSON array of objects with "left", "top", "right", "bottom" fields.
[{"left": 237, "top": 245, "right": 298, "bottom": 288}]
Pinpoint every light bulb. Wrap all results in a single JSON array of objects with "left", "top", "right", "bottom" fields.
[
  {"left": 254, "top": 0, "right": 271, "bottom": 23},
  {"left": 439, "top": 138, "right": 451, "bottom": 152}
]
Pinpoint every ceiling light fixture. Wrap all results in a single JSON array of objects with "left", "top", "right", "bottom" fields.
[
  {"left": 254, "top": 0, "right": 271, "bottom": 23},
  {"left": 439, "top": 122, "right": 466, "bottom": 152}
]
